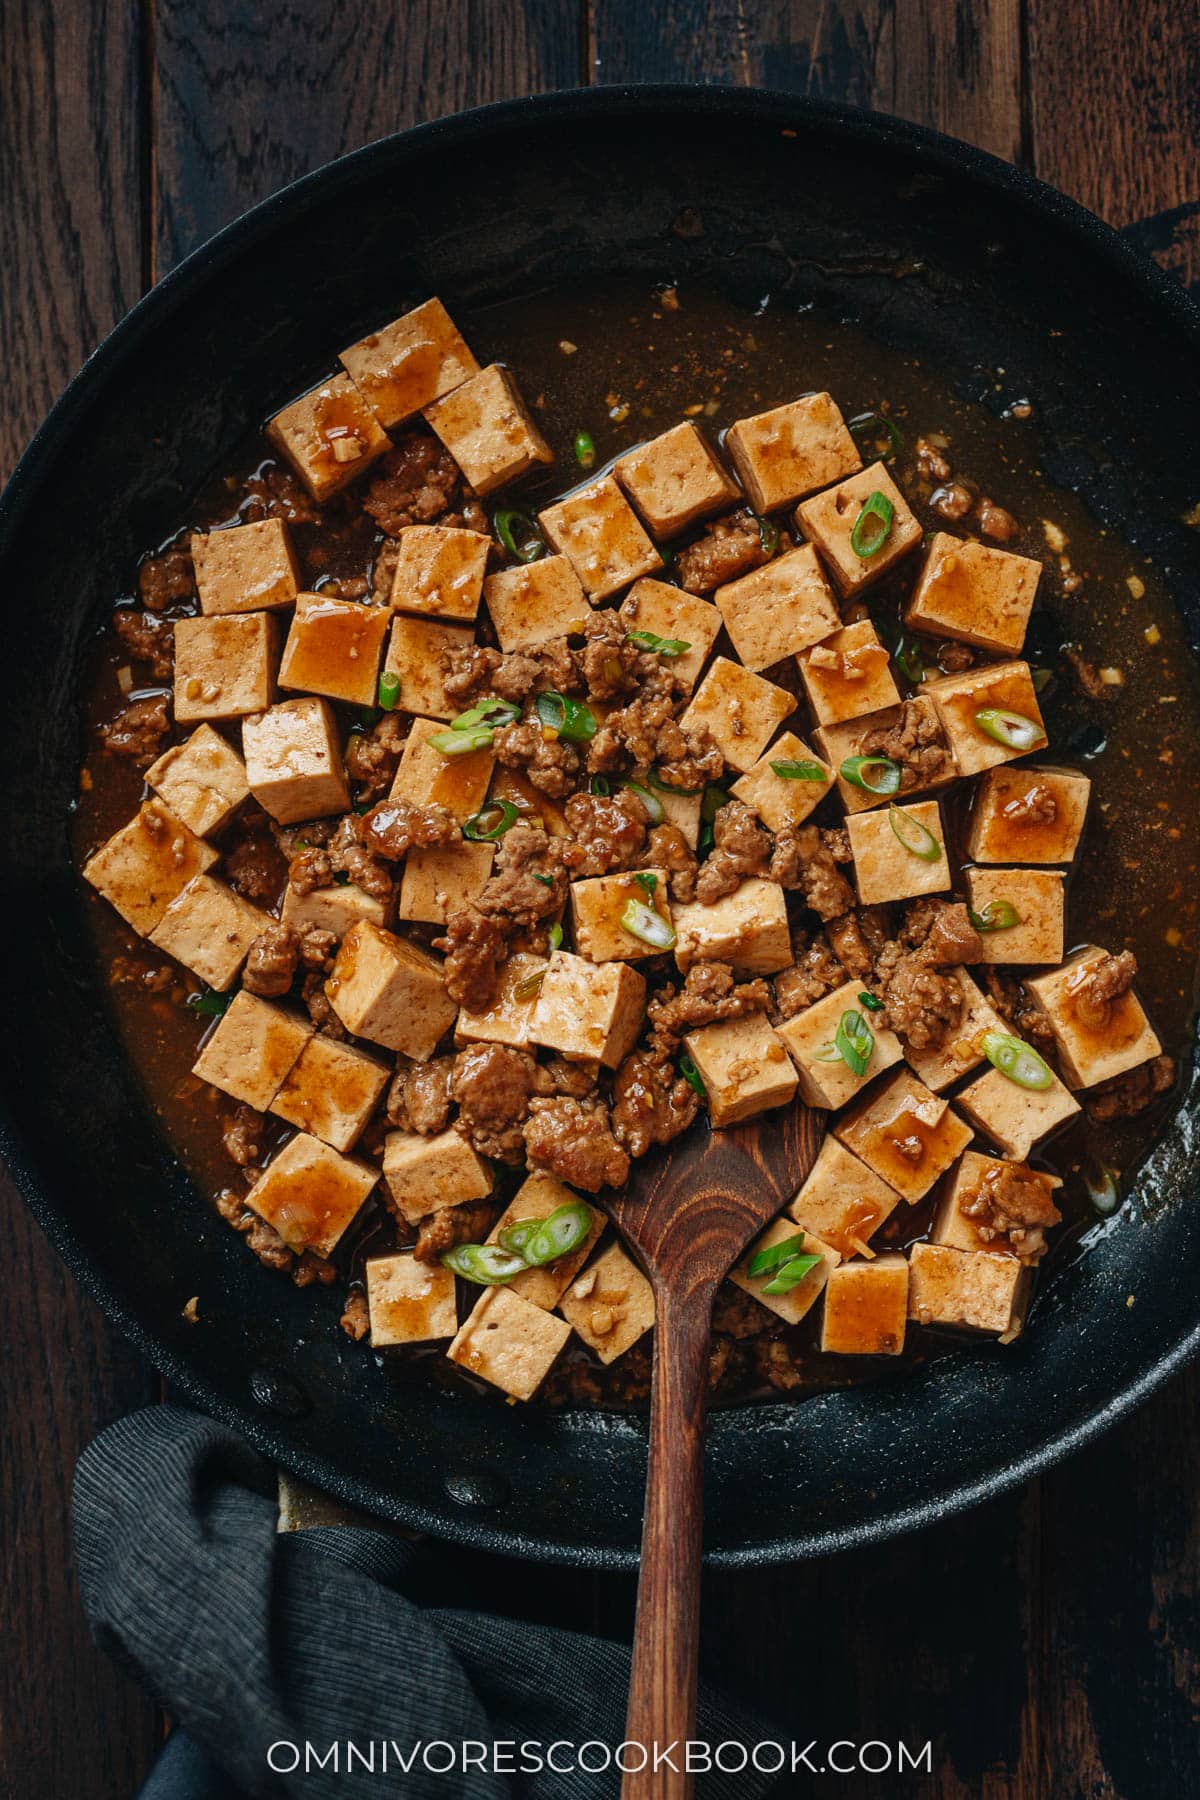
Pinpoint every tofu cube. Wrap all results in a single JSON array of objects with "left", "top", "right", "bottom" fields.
[
  {"left": 191, "top": 517, "right": 301, "bottom": 616},
  {"left": 834, "top": 1069, "right": 973, "bottom": 1202},
  {"left": 730, "top": 731, "right": 834, "bottom": 832},
  {"left": 963, "top": 866, "right": 1065, "bottom": 965},
  {"left": 1024, "top": 946, "right": 1162, "bottom": 1089},
  {"left": 904, "top": 970, "right": 1008, "bottom": 1092},
  {"left": 729, "top": 1221, "right": 840, "bottom": 1324},
  {"left": 365, "top": 1253, "right": 459, "bottom": 1346},
  {"left": 145, "top": 725, "right": 249, "bottom": 838},
  {"left": 485, "top": 1173, "right": 606, "bottom": 1310},
  {"left": 246, "top": 1130, "right": 378, "bottom": 1257},
  {"left": 278, "top": 592, "right": 389, "bottom": 708},
  {"left": 265, "top": 372, "right": 391, "bottom": 502},
  {"left": 558, "top": 1241, "right": 655, "bottom": 1364},
  {"left": 382, "top": 615, "right": 474, "bottom": 720},
  {"left": 925, "top": 660, "right": 1048, "bottom": 777},
  {"left": 617, "top": 578, "right": 722, "bottom": 690},
  {"left": 908, "top": 1242, "right": 1031, "bottom": 1341},
  {"left": 538, "top": 474, "right": 662, "bottom": 601},
  {"left": 148, "top": 874, "right": 268, "bottom": 991},
  {"left": 682, "top": 1013, "right": 799, "bottom": 1127},
  {"left": 570, "top": 870, "right": 672, "bottom": 962},
  {"left": 242, "top": 697, "right": 349, "bottom": 825},
  {"left": 530, "top": 952, "right": 646, "bottom": 1068},
  {"left": 796, "top": 619, "right": 901, "bottom": 725},
  {"left": 455, "top": 951, "right": 547, "bottom": 1050},
  {"left": 846, "top": 801, "right": 951, "bottom": 905},
  {"left": 382, "top": 1126, "right": 494, "bottom": 1223},
  {"left": 339, "top": 297, "right": 480, "bottom": 429},
  {"left": 672, "top": 877, "right": 792, "bottom": 975},
  {"left": 714, "top": 544, "right": 840, "bottom": 671},
  {"left": 191, "top": 991, "right": 314, "bottom": 1110},
  {"left": 424, "top": 363, "right": 552, "bottom": 496},
  {"left": 484, "top": 555, "right": 589, "bottom": 651},
  {"left": 448, "top": 1286, "right": 570, "bottom": 1400},
  {"left": 389, "top": 715, "right": 494, "bottom": 821},
  {"left": 614, "top": 421, "right": 740, "bottom": 537},
  {"left": 815, "top": 696, "right": 958, "bottom": 815},
  {"left": 270, "top": 1033, "right": 390, "bottom": 1152},
  {"left": 649, "top": 778, "right": 704, "bottom": 850},
  {"left": 794, "top": 462, "right": 922, "bottom": 597},
  {"left": 905, "top": 532, "right": 1042, "bottom": 656},
  {"left": 397, "top": 841, "right": 495, "bottom": 924},
  {"left": 777, "top": 981, "right": 904, "bottom": 1109},
  {"left": 725, "top": 392, "right": 862, "bottom": 513},
  {"left": 933, "top": 1150, "right": 1062, "bottom": 1258},
  {"left": 173, "top": 612, "right": 278, "bottom": 723},
  {"left": 281, "top": 879, "right": 391, "bottom": 939},
  {"left": 678, "top": 657, "right": 794, "bottom": 774},
  {"left": 966, "top": 765, "right": 1091, "bottom": 865},
  {"left": 956, "top": 1062, "right": 1081, "bottom": 1159},
  {"left": 787, "top": 1136, "right": 901, "bottom": 1259},
  {"left": 326, "top": 921, "right": 458, "bottom": 1059},
  {"left": 389, "top": 525, "right": 490, "bottom": 623},
  {"left": 83, "top": 798, "right": 217, "bottom": 935},
  {"left": 820, "top": 1254, "right": 909, "bottom": 1355}
]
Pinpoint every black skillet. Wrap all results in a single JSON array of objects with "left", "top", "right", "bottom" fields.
[{"left": 2, "top": 86, "right": 1198, "bottom": 1569}]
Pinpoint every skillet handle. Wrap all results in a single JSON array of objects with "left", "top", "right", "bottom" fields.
[{"left": 621, "top": 1281, "right": 715, "bottom": 1800}]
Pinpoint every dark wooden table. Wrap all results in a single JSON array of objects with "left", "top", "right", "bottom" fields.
[{"left": 2, "top": 5, "right": 1198, "bottom": 1796}]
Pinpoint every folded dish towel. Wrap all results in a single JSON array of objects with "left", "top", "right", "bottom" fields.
[{"left": 74, "top": 1406, "right": 777, "bottom": 1798}]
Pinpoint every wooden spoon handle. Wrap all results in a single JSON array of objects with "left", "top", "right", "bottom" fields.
[{"left": 621, "top": 1284, "right": 715, "bottom": 1800}]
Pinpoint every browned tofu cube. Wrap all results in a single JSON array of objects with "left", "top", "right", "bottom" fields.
[
  {"left": 484, "top": 555, "right": 589, "bottom": 651},
  {"left": 1024, "top": 946, "right": 1163, "bottom": 1089},
  {"left": 904, "top": 970, "right": 1008, "bottom": 1092},
  {"left": 538, "top": 474, "right": 661, "bottom": 601},
  {"left": 397, "top": 841, "right": 495, "bottom": 924},
  {"left": 383, "top": 615, "right": 474, "bottom": 720},
  {"left": 678, "top": 657, "right": 793, "bottom": 774},
  {"left": 280, "top": 880, "right": 391, "bottom": 939},
  {"left": 424, "top": 364, "right": 552, "bottom": 496},
  {"left": 174, "top": 612, "right": 278, "bottom": 723},
  {"left": 682, "top": 1012, "right": 798, "bottom": 1126},
  {"left": 530, "top": 951, "right": 646, "bottom": 1068},
  {"left": 956, "top": 1062, "right": 1080, "bottom": 1159},
  {"left": 905, "top": 532, "right": 1042, "bottom": 656},
  {"left": 814, "top": 696, "right": 958, "bottom": 815},
  {"left": 242, "top": 697, "right": 349, "bottom": 825},
  {"left": 730, "top": 731, "right": 834, "bottom": 832},
  {"left": 270, "top": 1033, "right": 390, "bottom": 1152},
  {"left": 382, "top": 1126, "right": 494, "bottom": 1223},
  {"left": 617, "top": 578, "right": 722, "bottom": 690},
  {"left": 558, "top": 1241, "right": 655, "bottom": 1364},
  {"left": 325, "top": 921, "right": 457, "bottom": 1059},
  {"left": 191, "top": 517, "right": 301, "bottom": 616},
  {"left": 191, "top": 992, "right": 314, "bottom": 1110},
  {"left": 455, "top": 951, "right": 547, "bottom": 1050},
  {"left": 846, "top": 801, "right": 951, "bottom": 906},
  {"left": 570, "top": 870, "right": 672, "bottom": 962},
  {"left": 265, "top": 372, "right": 391, "bottom": 502},
  {"left": 795, "top": 462, "right": 922, "bottom": 597},
  {"left": 246, "top": 1130, "right": 378, "bottom": 1257},
  {"left": 672, "top": 877, "right": 792, "bottom": 975},
  {"left": 389, "top": 715, "right": 495, "bottom": 821},
  {"left": 389, "top": 525, "right": 490, "bottom": 623},
  {"left": 796, "top": 619, "right": 901, "bottom": 726},
  {"left": 83, "top": 798, "right": 218, "bottom": 935},
  {"left": 820, "top": 1255, "right": 909, "bottom": 1355},
  {"left": 365, "top": 1252, "right": 459, "bottom": 1345},
  {"left": 448, "top": 1286, "right": 570, "bottom": 1400},
  {"left": 777, "top": 980, "right": 904, "bottom": 1108},
  {"left": 278, "top": 592, "right": 389, "bottom": 708},
  {"left": 925, "top": 660, "right": 1047, "bottom": 777},
  {"left": 963, "top": 866, "right": 1065, "bottom": 965},
  {"left": 787, "top": 1135, "right": 901, "bottom": 1259},
  {"left": 834, "top": 1069, "right": 972, "bottom": 1202},
  {"left": 484, "top": 1173, "right": 606, "bottom": 1310},
  {"left": 728, "top": 1221, "right": 840, "bottom": 1324},
  {"left": 614, "top": 421, "right": 740, "bottom": 537},
  {"left": 148, "top": 874, "right": 268, "bottom": 990},
  {"left": 339, "top": 297, "right": 479, "bottom": 429},
  {"left": 932, "top": 1150, "right": 1062, "bottom": 1258},
  {"left": 146, "top": 726, "right": 249, "bottom": 838},
  {"left": 908, "top": 1242, "right": 1031, "bottom": 1340},
  {"left": 966, "top": 765, "right": 1091, "bottom": 865},
  {"left": 725, "top": 392, "right": 861, "bottom": 513},
  {"left": 714, "top": 544, "right": 840, "bottom": 671}
]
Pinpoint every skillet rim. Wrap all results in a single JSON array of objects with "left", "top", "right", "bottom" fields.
[{"left": 2, "top": 82, "right": 1198, "bottom": 1569}]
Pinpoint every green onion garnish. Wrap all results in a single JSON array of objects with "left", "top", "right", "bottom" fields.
[
  {"left": 1082, "top": 1156, "right": 1121, "bottom": 1217},
  {"left": 679, "top": 1055, "right": 707, "bottom": 1098},
  {"left": 429, "top": 724, "right": 496, "bottom": 755},
  {"left": 701, "top": 783, "right": 731, "bottom": 823},
  {"left": 840, "top": 754, "right": 901, "bottom": 795},
  {"left": 755, "top": 515, "right": 780, "bottom": 557},
  {"left": 761, "top": 1254, "right": 823, "bottom": 1296},
  {"left": 548, "top": 922, "right": 563, "bottom": 951},
  {"left": 462, "top": 799, "right": 520, "bottom": 842},
  {"left": 848, "top": 410, "right": 903, "bottom": 464},
  {"left": 377, "top": 670, "right": 401, "bottom": 710},
  {"left": 429, "top": 698, "right": 521, "bottom": 757},
  {"left": 888, "top": 803, "right": 942, "bottom": 862},
  {"left": 626, "top": 629, "right": 691, "bottom": 657},
  {"left": 893, "top": 632, "right": 926, "bottom": 685},
  {"left": 974, "top": 706, "right": 1042, "bottom": 750},
  {"left": 589, "top": 774, "right": 610, "bottom": 796},
  {"left": 187, "top": 989, "right": 233, "bottom": 1018},
  {"left": 574, "top": 431, "right": 597, "bottom": 471},
  {"left": 632, "top": 871, "right": 658, "bottom": 898},
  {"left": 747, "top": 1232, "right": 809, "bottom": 1278},
  {"left": 497, "top": 1218, "right": 541, "bottom": 1257},
  {"left": 980, "top": 1030, "right": 1055, "bottom": 1091},
  {"left": 968, "top": 899, "right": 1019, "bottom": 932},
  {"left": 494, "top": 508, "right": 545, "bottom": 564},
  {"left": 441, "top": 1243, "right": 527, "bottom": 1285},
  {"left": 835, "top": 1009, "right": 874, "bottom": 1077},
  {"left": 535, "top": 690, "right": 597, "bottom": 741},
  {"left": 530, "top": 871, "right": 554, "bottom": 886},
  {"left": 858, "top": 992, "right": 884, "bottom": 1012},
  {"left": 770, "top": 759, "right": 827, "bottom": 781},
  {"left": 620, "top": 898, "right": 676, "bottom": 950},
  {"left": 849, "top": 491, "right": 895, "bottom": 559},
  {"left": 523, "top": 1201, "right": 594, "bottom": 1266},
  {"left": 621, "top": 779, "right": 664, "bottom": 824}
]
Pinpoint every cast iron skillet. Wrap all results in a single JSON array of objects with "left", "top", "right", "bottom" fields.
[{"left": 2, "top": 86, "right": 1199, "bottom": 1569}]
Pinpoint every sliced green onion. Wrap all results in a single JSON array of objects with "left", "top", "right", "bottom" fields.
[
  {"left": 761, "top": 1254, "right": 823, "bottom": 1296},
  {"left": 430, "top": 724, "right": 496, "bottom": 756},
  {"left": 858, "top": 991, "right": 884, "bottom": 1012},
  {"left": 620, "top": 899, "right": 676, "bottom": 950},
  {"left": 462, "top": 799, "right": 519, "bottom": 842},
  {"left": 377, "top": 670, "right": 401, "bottom": 710},
  {"left": 1082, "top": 1156, "right": 1121, "bottom": 1217},
  {"left": 530, "top": 871, "right": 554, "bottom": 887},
  {"left": 589, "top": 774, "right": 610, "bottom": 796},
  {"left": 514, "top": 968, "right": 547, "bottom": 1002},
  {"left": 187, "top": 988, "right": 233, "bottom": 1018},
  {"left": 770, "top": 758, "right": 827, "bottom": 781},
  {"left": 620, "top": 778, "right": 664, "bottom": 823},
  {"left": 441, "top": 1243, "right": 527, "bottom": 1285},
  {"left": 811, "top": 1040, "right": 843, "bottom": 1063},
  {"left": 626, "top": 629, "right": 691, "bottom": 657},
  {"left": 679, "top": 1055, "right": 707, "bottom": 1098},
  {"left": 497, "top": 1218, "right": 540, "bottom": 1257},
  {"left": 974, "top": 706, "right": 1042, "bottom": 750},
  {"left": 574, "top": 431, "right": 597, "bottom": 471},
  {"left": 747, "top": 1232, "right": 809, "bottom": 1278},
  {"left": 755, "top": 514, "right": 780, "bottom": 557},
  {"left": 647, "top": 768, "right": 704, "bottom": 796},
  {"left": 632, "top": 871, "right": 658, "bottom": 899},
  {"left": 548, "top": 922, "right": 563, "bottom": 951},
  {"left": 523, "top": 1200, "right": 594, "bottom": 1266},
  {"left": 848, "top": 410, "right": 903, "bottom": 464},
  {"left": 835, "top": 1009, "right": 874, "bottom": 1077},
  {"left": 888, "top": 803, "right": 942, "bottom": 862},
  {"left": 494, "top": 508, "right": 545, "bottom": 563},
  {"left": 450, "top": 698, "right": 522, "bottom": 731},
  {"left": 701, "top": 783, "right": 731, "bottom": 823},
  {"left": 893, "top": 632, "right": 926, "bottom": 684},
  {"left": 840, "top": 754, "right": 901, "bottom": 795},
  {"left": 981, "top": 1030, "right": 1055, "bottom": 1091},
  {"left": 849, "top": 491, "right": 894, "bottom": 559},
  {"left": 968, "top": 899, "right": 1020, "bottom": 932},
  {"left": 535, "top": 690, "right": 597, "bottom": 741}
]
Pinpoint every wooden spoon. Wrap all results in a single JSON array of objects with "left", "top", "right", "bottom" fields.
[{"left": 607, "top": 1102, "right": 823, "bottom": 1800}]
